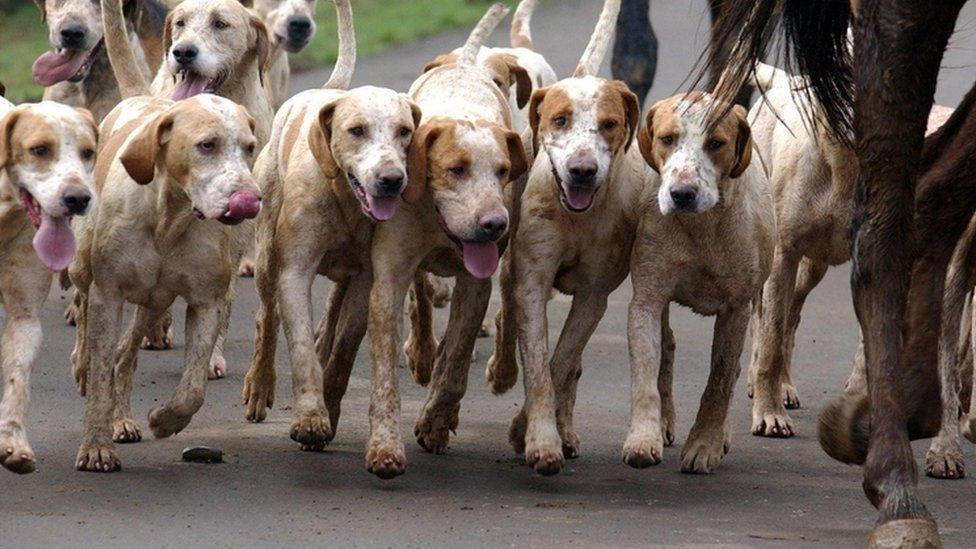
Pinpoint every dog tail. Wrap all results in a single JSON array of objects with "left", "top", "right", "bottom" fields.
[
  {"left": 100, "top": 0, "right": 149, "bottom": 97},
  {"left": 509, "top": 0, "right": 538, "bottom": 49},
  {"left": 459, "top": 3, "right": 510, "bottom": 66},
  {"left": 323, "top": 0, "right": 356, "bottom": 90},
  {"left": 573, "top": 0, "right": 621, "bottom": 77}
]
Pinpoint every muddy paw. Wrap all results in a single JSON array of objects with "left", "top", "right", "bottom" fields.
[
  {"left": 414, "top": 404, "right": 459, "bottom": 454},
  {"left": 238, "top": 259, "right": 255, "bottom": 277},
  {"left": 507, "top": 409, "right": 527, "bottom": 454},
  {"left": 112, "top": 418, "right": 143, "bottom": 443},
  {"left": 485, "top": 352, "right": 518, "bottom": 396},
  {"left": 365, "top": 441, "right": 406, "bottom": 479},
  {"left": 242, "top": 369, "right": 275, "bottom": 422},
  {"left": 525, "top": 440, "right": 564, "bottom": 476},
  {"left": 76, "top": 441, "right": 121, "bottom": 473},
  {"left": 0, "top": 429, "right": 36, "bottom": 474},
  {"left": 403, "top": 337, "right": 435, "bottom": 386},
  {"left": 783, "top": 382, "right": 801, "bottom": 409},
  {"left": 925, "top": 441, "right": 966, "bottom": 479},
  {"left": 621, "top": 433, "right": 663, "bottom": 469},
  {"left": 64, "top": 301, "right": 77, "bottom": 326},
  {"left": 148, "top": 406, "right": 193, "bottom": 439},
  {"left": 290, "top": 410, "right": 333, "bottom": 451},
  {"left": 208, "top": 352, "right": 227, "bottom": 380},
  {"left": 140, "top": 325, "right": 174, "bottom": 351},
  {"left": 680, "top": 433, "right": 727, "bottom": 474},
  {"left": 560, "top": 430, "right": 581, "bottom": 459},
  {"left": 751, "top": 400, "right": 795, "bottom": 438}
]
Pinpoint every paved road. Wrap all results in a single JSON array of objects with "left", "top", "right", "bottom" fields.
[{"left": 4, "top": 1, "right": 976, "bottom": 547}]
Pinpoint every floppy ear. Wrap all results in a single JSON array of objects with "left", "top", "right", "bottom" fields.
[
  {"left": 422, "top": 54, "right": 455, "bottom": 73},
  {"left": 730, "top": 104, "right": 753, "bottom": 178},
  {"left": 119, "top": 112, "right": 174, "bottom": 185},
  {"left": 308, "top": 100, "right": 341, "bottom": 179},
  {"left": 503, "top": 56, "right": 533, "bottom": 110},
  {"left": 528, "top": 86, "right": 549, "bottom": 155},
  {"left": 404, "top": 95, "right": 422, "bottom": 129},
  {"left": 404, "top": 120, "right": 447, "bottom": 204},
  {"left": 503, "top": 130, "right": 528, "bottom": 185},
  {"left": 163, "top": 11, "right": 176, "bottom": 55},
  {"left": 637, "top": 102, "right": 661, "bottom": 173},
  {"left": 250, "top": 15, "right": 271, "bottom": 80},
  {"left": 0, "top": 109, "right": 22, "bottom": 171},
  {"left": 237, "top": 0, "right": 254, "bottom": 7},
  {"left": 607, "top": 80, "right": 640, "bottom": 152}
]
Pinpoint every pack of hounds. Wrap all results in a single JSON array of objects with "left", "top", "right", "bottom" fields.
[{"left": 1, "top": 0, "right": 974, "bottom": 544}]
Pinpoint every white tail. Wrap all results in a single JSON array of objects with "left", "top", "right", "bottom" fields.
[
  {"left": 573, "top": 0, "right": 621, "bottom": 77},
  {"left": 323, "top": 0, "right": 356, "bottom": 89},
  {"left": 510, "top": 0, "right": 538, "bottom": 49},
  {"left": 459, "top": 3, "right": 510, "bottom": 66},
  {"left": 100, "top": 0, "right": 149, "bottom": 98}
]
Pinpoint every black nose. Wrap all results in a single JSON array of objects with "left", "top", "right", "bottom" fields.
[
  {"left": 60, "top": 26, "right": 87, "bottom": 49},
  {"left": 287, "top": 16, "right": 313, "bottom": 41},
  {"left": 669, "top": 186, "right": 698, "bottom": 210},
  {"left": 376, "top": 169, "right": 405, "bottom": 195},
  {"left": 172, "top": 45, "right": 198, "bottom": 65},
  {"left": 478, "top": 213, "right": 508, "bottom": 240},
  {"left": 62, "top": 192, "right": 91, "bottom": 215},
  {"left": 567, "top": 160, "right": 598, "bottom": 185}
]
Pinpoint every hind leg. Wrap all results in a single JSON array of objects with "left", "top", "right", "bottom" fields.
[
  {"left": 112, "top": 306, "right": 167, "bottom": 443},
  {"left": 403, "top": 271, "right": 436, "bottom": 386},
  {"left": 779, "top": 258, "right": 828, "bottom": 410},
  {"left": 322, "top": 275, "right": 370, "bottom": 437}
]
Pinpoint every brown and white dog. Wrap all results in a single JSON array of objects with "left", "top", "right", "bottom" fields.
[
  {"left": 626, "top": 92, "right": 773, "bottom": 473},
  {"left": 483, "top": 0, "right": 646, "bottom": 476},
  {"left": 355, "top": 4, "right": 527, "bottom": 479},
  {"left": 0, "top": 98, "right": 98, "bottom": 474},
  {"left": 31, "top": 0, "right": 167, "bottom": 122},
  {"left": 68, "top": 0, "right": 261, "bottom": 472},
  {"left": 251, "top": 0, "right": 320, "bottom": 108}
]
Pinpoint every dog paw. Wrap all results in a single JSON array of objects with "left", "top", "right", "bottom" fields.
[
  {"left": 148, "top": 406, "right": 192, "bottom": 439},
  {"left": 208, "top": 351, "right": 227, "bottom": 380},
  {"left": 0, "top": 427, "right": 36, "bottom": 474},
  {"left": 525, "top": 437, "right": 564, "bottom": 476},
  {"left": 403, "top": 337, "right": 435, "bottom": 386},
  {"left": 478, "top": 323, "right": 491, "bottom": 338},
  {"left": 783, "top": 382, "right": 801, "bottom": 409},
  {"left": 76, "top": 440, "right": 120, "bottom": 473},
  {"left": 140, "top": 325, "right": 174, "bottom": 351},
  {"left": 365, "top": 440, "right": 406, "bottom": 479},
  {"left": 112, "top": 418, "right": 143, "bottom": 443},
  {"left": 290, "top": 410, "right": 333, "bottom": 451},
  {"left": 925, "top": 439, "right": 966, "bottom": 479},
  {"left": 64, "top": 301, "right": 77, "bottom": 326},
  {"left": 72, "top": 358, "right": 88, "bottom": 397},
  {"left": 661, "top": 397, "right": 677, "bottom": 447},
  {"left": 560, "top": 429, "right": 581, "bottom": 459},
  {"left": 751, "top": 399, "right": 795, "bottom": 438},
  {"left": 238, "top": 259, "right": 256, "bottom": 278},
  {"left": 680, "top": 431, "right": 728, "bottom": 474},
  {"left": 621, "top": 432, "right": 663, "bottom": 469},
  {"left": 242, "top": 369, "right": 275, "bottom": 422},
  {"left": 414, "top": 403, "right": 459, "bottom": 454},
  {"left": 507, "top": 409, "right": 527, "bottom": 454},
  {"left": 485, "top": 352, "right": 518, "bottom": 396}
]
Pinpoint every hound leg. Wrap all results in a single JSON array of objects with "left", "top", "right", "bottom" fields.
[
  {"left": 778, "top": 258, "right": 827, "bottom": 409},
  {"left": 321, "top": 275, "right": 370, "bottom": 437},
  {"left": 403, "top": 271, "right": 437, "bottom": 386},
  {"left": 112, "top": 306, "right": 167, "bottom": 443},
  {"left": 486, "top": 247, "right": 519, "bottom": 394}
]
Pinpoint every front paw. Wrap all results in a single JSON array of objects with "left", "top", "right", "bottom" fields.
[
  {"left": 76, "top": 440, "right": 121, "bottom": 473},
  {"left": 414, "top": 404, "right": 459, "bottom": 454},
  {"left": 751, "top": 394, "right": 795, "bottom": 437},
  {"left": 290, "top": 409, "right": 333, "bottom": 451},
  {"left": 242, "top": 368, "right": 275, "bottom": 422},
  {"left": 925, "top": 438, "right": 966, "bottom": 479},
  {"left": 148, "top": 406, "right": 193, "bottom": 439},
  {"left": 238, "top": 258, "right": 256, "bottom": 277},
  {"left": 524, "top": 422, "right": 564, "bottom": 476},
  {"left": 72, "top": 356, "right": 88, "bottom": 397},
  {"left": 365, "top": 439, "right": 406, "bottom": 479},
  {"left": 622, "top": 431, "right": 663, "bottom": 469},
  {"left": 113, "top": 417, "right": 143, "bottom": 443},
  {"left": 783, "top": 382, "right": 801, "bottom": 409},
  {"left": 0, "top": 427, "right": 36, "bottom": 474},
  {"left": 208, "top": 351, "right": 227, "bottom": 380},
  {"left": 680, "top": 429, "right": 728, "bottom": 474},
  {"left": 485, "top": 352, "right": 518, "bottom": 396}
]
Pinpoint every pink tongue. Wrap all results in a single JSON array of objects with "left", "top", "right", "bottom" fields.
[
  {"left": 562, "top": 183, "right": 597, "bottom": 211},
  {"left": 33, "top": 49, "right": 89, "bottom": 86},
  {"left": 460, "top": 240, "right": 500, "bottom": 279},
  {"left": 366, "top": 194, "right": 397, "bottom": 221},
  {"left": 33, "top": 213, "right": 76, "bottom": 272},
  {"left": 226, "top": 190, "right": 262, "bottom": 219},
  {"left": 171, "top": 73, "right": 209, "bottom": 101}
]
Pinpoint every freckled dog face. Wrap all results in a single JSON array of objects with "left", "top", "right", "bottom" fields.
[
  {"left": 31, "top": 0, "right": 110, "bottom": 86},
  {"left": 119, "top": 96, "right": 262, "bottom": 224},
  {"left": 253, "top": 0, "right": 317, "bottom": 53},
  {"left": 638, "top": 94, "right": 753, "bottom": 215},
  {"left": 529, "top": 76, "right": 638, "bottom": 213}
]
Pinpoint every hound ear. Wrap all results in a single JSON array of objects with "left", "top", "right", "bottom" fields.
[
  {"left": 404, "top": 95, "right": 422, "bottom": 129},
  {"left": 404, "top": 120, "right": 447, "bottom": 204},
  {"left": 250, "top": 15, "right": 271, "bottom": 80},
  {"left": 607, "top": 80, "right": 640, "bottom": 152},
  {"left": 730, "top": 104, "right": 753, "bottom": 178},
  {"left": 503, "top": 129, "right": 528, "bottom": 185},
  {"left": 508, "top": 59, "right": 533, "bottom": 109},
  {"left": 163, "top": 11, "right": 176, "bottom": 55},
  {"left": 638, "top": 102, "right": 661, "bottom": 173},
  {"left": 308, "top": 100, "right": 341, "bottom": 179},
  {"left": 120, "top": 112, "right": 173, "bottom": 185},
  {"left": 0, "top": 109, "right": 22, "bottom": 171},
  {"left": 423, "top": 53, "right": 456, "bottom": 73},
  {"left": 528, "top": 86, "right": 549, "bottom": 155}
]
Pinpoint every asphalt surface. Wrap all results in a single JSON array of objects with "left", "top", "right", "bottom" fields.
[{"left": 4, "top": 1, "right": 976, "bottom": 547}]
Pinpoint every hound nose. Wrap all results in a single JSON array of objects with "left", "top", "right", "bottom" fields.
[
  {"left": 376, "top": 168, "right": 405, "bottom": 196},
  {"left": 287, "top": 16, "right": 313, "bottom": 41},
  {"left": 60, "top": 26, "right": 87, "bottom": 49},
  {"left": 567, "top": 159, "right": 598, "bottom": 185},
  {"left": 62, "top": 191, "right": 92, "bottom": 215},
  {"left": 669, "top": 186, "right": 698, "bottom": 211},
  {"left": 477, "top": 212, "right": 508, "bottom": 241},
  {"left": 172, "top": 45, "right": 198, "bottom": 65}
]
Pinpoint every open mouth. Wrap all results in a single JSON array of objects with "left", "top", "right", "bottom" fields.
[
  {"left": 32, "top": 39, "right": 103, "bottom": 86},
  {"left": 552, "top": 166, "right": 597, "bottom": 213},
  {"left": 18, "top": 188, "right": 77, "bottom": 272},
  {"left": 171, "top": 70, "right": 226, "bottom": 101},
  {"left": 193, "top": 189, "right": 262, "bottom": 225},
  {"left": 435, "top": 209, "right": 500, "bottom": 279},
  {"left": 348, "top": 173, "right": 398, "bottom": 221}
]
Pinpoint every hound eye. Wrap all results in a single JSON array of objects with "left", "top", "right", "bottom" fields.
[
  {"left": 493, "top": 79, "right": 504, "bottom": 88},
  {"left": 213, "top": 19, "right": 228, "bottom": 30},
  {"left": 81, "top": 148, "right": 95, "bottom": 161},
  {"left": 245, "top": 143, "right": 256, "bottom": 156},
  {"left": 197, "top": 140, "right": 216, "bottom": 153},
  {"left": 496, "top": 167, "right": 509, "bottom": 179},
  {"left": 448, "top": 165, "right": 466, "bottom": 176},
  {"left": 706, "top": 139, "right": 725, "bottom": 151},
  {"left": 398, "top": 127, "right": 411, "bottom": 138},
  {"left": 30, "top": 145, "right": 50, "bottom": 158},
  {"left": 553, "top": 116, "right": 567, "bottom": 128},
  {"left": 660, "top": 135, "right": 675, "bottom": 146},
  {"left": 600, "top": 120, "right": 618, "bottom": 131},
  {"left": 175, "top": 18, "right": 185, "bottom": 28},
  {"left": 348, "top": 126, "right": 365, "bottom": 137}
]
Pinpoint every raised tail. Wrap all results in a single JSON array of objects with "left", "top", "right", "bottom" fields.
[
  {"left": 100, "top": 0, "right": 149, "bottom": 98},
  {"left": 573, "top": 0, "right": 621, "bottom": 77},
  {"left": 509, "top": 0, "right": 538, "bottom": 49},
  {"left": 459, "top": 3, "right": 509, "bottom": 66},
  {"left": 323, "top": 0, "right": 356, "bottom": 90}
]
